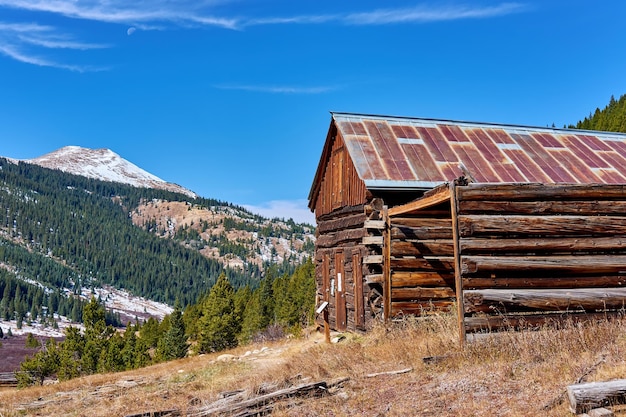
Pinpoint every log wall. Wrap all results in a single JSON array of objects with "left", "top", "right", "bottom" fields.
[
  {"left": 388, "top": 201, "right": 456, "bottom": 317},
  {"left": 455, "top": 183, "right": 626, "bottom": 333},
  {"left": 315, "top": 203, "right": 378, "bottom": 332}
]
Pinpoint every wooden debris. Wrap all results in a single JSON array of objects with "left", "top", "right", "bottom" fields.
[
  {"left": 567, "top": 379, "right": 626, "bottom": 414},
  {"left": 187, "top": 377, "right": 349, "bottom": 417},
  {"left": 366, "top": 368, "right": 412, "bottom": 378},
  {"left": 586, "top": 408, "right": 615, "bottom": 417},
  {"left": 0, "top": 372, "right": 18, "bottom": 387},
  {"left": 543, "top": 354, "right": 607, "bottom": 411},
  {"left": 124, "top": 410, "right": 181, "bottom": 417}
]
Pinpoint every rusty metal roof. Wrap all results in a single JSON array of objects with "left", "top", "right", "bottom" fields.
[{"left": 333, "top": 112, "right": 626, "bottom": 190}]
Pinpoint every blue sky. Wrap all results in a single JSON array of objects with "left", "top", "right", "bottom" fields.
[{"left": 1, "top": 1, "right": 625, "bottom": 224}]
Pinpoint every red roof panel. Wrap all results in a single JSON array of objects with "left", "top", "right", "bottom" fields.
[{"left": 329, "top": 113, "right": 626, "bottom": 189}]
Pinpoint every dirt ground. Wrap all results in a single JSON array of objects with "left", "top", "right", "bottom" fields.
[{"left": 0, "top": 335, "right": 41, "bottom": 373}]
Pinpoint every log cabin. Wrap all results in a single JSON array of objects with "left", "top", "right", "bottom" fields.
[{"left": 308, "top": 112, "right": 626, "bottom": 341}]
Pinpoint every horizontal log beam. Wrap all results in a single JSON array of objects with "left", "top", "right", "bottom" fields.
[
  {"left": 364, "top": 220, "right": 385, "bottom": 230},
  {"left": 392, "top": 286, "right": 456, "bottom": 301},
  {"left": 390, "top": 256, "right": 455, "bottom": 272},
  {"left": 388, "top": 187, "right": 451, "bottom": 217},
  {"left": 459, "top": 215, "right": 626, "bottom": 237},
  {"left": 365, "top": 274, "right": 384, "bottom": 284},
  {"left": 392, "top": 271, "right": 455, "bottom": 287},
  {"left": 461, "top": 255, "right": 626, "bottom": 275},
  {"left": 392, "top": 240, "right": 455, "bottom": 257},
  {"left": 459, "top": 236, "right": 626, "bottom": 254},
  {"left": 456, "top": 183, "right": 626, "bottom": 201},
  {"left": 464, "top": 311, "right": 616, "bottom": 333},
  {"left": 458, "top": 200, "right": 626, "bottom": 216},
  {"left": 463, "top": 275, "right": 626, "bottom": 290},
  {"left": 392, "top": 226, "right": 453, "bottom": 240},
  {"left": 362, "top": 236, "right": 384, "bottom": 245},
  {"left": 463, "top": 288, "right": 626, "bottom": 313},
  {"left": 391, "top": 300, "right": 455, "bottom": 316},
  {"left": 390, "top": 218, "right": 452, "bottom": 228},
  {"left": 317, "top": 212, "right": 366, "bottom": 233},
  {"left": 363, "top": 255, "right": 383, "bottom": 264},
  {"left": 316, "top": 229, "right": 368, "bottom": 248}
]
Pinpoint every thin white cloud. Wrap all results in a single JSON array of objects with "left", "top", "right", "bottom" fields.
[
  {"left": 0, "top": 2, "right": 528, "bottom": 69},
  {"left": 344, "top": 3, "right": 526, "bottom": 25},
  {"left": 18, "top": 35, "right": 109, "bottom": 50},
  {"left": 214, "top": 84, "right": 335, "bottom": 94},
  {"left": 0, "top": 20, "right": 108, "bottom": 70},
  {"left": 244, "top": 200, "right": 315, "bottom": 225},
  {"left": 0, "top": 43, "right": 96, "bottom": 71}
]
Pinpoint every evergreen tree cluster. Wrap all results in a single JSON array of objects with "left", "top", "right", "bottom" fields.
[
  {"left": 17, "top": 297, "right": 188, "bottom": 386},
  {"left": 0, "top": 268, "right": 86, "bottom": 328},
  {"left": 185, "top": 258, "right": 316, "bottom": 353},
  {"left": 570, "top": 94, "right": 626, "bottom": 133},
  {"left": 17, "top": 260, "right": 315, "bottom": 385},
  {"left": 0, "top": 158, "right": 265, "bottom": 325}
]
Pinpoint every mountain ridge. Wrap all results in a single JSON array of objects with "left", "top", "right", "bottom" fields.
[
  {"left": 18, "top": 145, "right": 197, "bottom": 198},
  {"left": 0, "top": 150, "right": 314, "bottom": 338}
]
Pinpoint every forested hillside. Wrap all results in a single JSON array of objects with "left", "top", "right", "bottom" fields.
[
  {"left": 0, "top": 157, "right": 314, "bottom": 332},
  {"left": 570, "top": 94, "right": 626, "bottom": 132}
]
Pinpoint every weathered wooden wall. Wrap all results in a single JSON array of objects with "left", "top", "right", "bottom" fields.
[
  {"left": 315, "top": 204, "right": 370, "bottom": 332},
  {"left": 455, "top": 183, "right": 626, "bottom": 333},
  {"left": 312, "top": 131, "right": 368, "bottom": 218},
  {"left": 388, "top": 204, "right": 456, "bottom": 317}
]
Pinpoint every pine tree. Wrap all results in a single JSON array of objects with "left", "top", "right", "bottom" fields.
[
  {"left": 58, "top": 326, "right": 84, "bottom": 380},
  {"left": 25, "top": 333, "right": 41, "bottom": 348},
  {"left": 81, "top": 297, "right": 114, "bottom": 374},
  {"left": 156, "top": 307, "right": 188, "bottom": 361},
  {"left": 17, "top": 338, "right": 60, "bottom": 386},
  {"left": 197, "top": 273, "right": 240, "bottom": 353}
]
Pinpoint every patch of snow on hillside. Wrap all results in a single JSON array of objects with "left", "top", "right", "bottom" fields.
[
  {"left": 0, "top": 314, "right": 83, "bottom": 338},
  {"left": 24, "top": 146, "right": 196, "bottom": 198},
  {"left": 82, "top": 285, "right": 173, "bottom": 322}
]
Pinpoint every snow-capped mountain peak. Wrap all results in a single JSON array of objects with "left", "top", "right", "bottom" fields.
[{"left": 24, "top": 146, "right": 196, "bottom": 197}]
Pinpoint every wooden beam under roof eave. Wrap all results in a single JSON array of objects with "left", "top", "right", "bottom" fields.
[{"left": 388, "top": 184, "right": 451, "bottom": 217}]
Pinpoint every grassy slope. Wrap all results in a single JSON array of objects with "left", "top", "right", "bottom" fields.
[{"left": 2, "top": 313, "right": 626, "bottom": 416}]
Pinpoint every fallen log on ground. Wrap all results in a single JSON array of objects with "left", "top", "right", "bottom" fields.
[
  {"left": 186, "top": 377, "right": 350, "bottom": 417},
  {"left": 366, "top": 368, "right": 412, "bottom": 378},
  {"left": 0, "top": 372, "right": 18, "bottom": 387},
  {"left": 567, "top": 379, "right": 626, "bottom": 414}
]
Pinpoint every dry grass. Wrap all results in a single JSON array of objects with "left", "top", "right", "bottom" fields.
[{"left": 2, "top": 313, "right": 626, "bottom": 416}]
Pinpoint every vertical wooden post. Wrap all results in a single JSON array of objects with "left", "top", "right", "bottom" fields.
[
  {"left": 383, "top": 205, "right": 391, "bottom": 321},
  {"left": 323, "top": 310, "right": 330, "bottom": 343},
  {"left": 450, "top": 181, "right": 466, "bottom": 346},
  {"left": 353, "top": 251, "right": 365, "bottom": 329}
]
